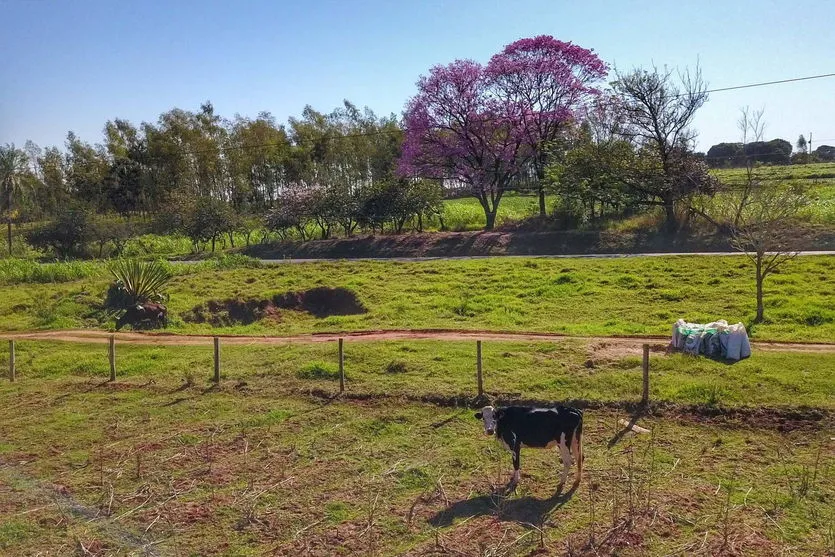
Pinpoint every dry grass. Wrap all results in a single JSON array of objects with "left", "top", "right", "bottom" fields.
[{"left": 0, "top": 357, "right": 832, "bottom": 555}]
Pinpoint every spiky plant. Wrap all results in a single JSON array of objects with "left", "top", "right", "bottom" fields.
[{"left": 106, "top": 259, "right": 171, "bottom": 309}]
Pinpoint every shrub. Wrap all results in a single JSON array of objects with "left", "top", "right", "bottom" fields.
[
  {"left": 25, "top": 205, "right": 92, "bottom": 258},
  {"left": 106, "top": 259, "right": 172, "bottom": 309},
  {"left": 385, "top": 360, "right": 408, "bottom": 374},
  {"left": 296, "top": 362, "right": 341, "bottom": 380}
]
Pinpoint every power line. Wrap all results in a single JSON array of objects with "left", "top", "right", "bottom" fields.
[{"left": 702, "top": 72, "right": 835, "bottom": 95}]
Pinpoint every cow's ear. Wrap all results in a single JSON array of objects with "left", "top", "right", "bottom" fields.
[{"left": 474, "top": 412, "right": 482, "bottom": 420}]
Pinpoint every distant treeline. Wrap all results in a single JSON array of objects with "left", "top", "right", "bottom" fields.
[{"left": 705, "top": 140, "right": 835, "bottom": 168}]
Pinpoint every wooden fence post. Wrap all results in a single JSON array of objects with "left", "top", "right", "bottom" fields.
[
  {"left": 476, "top": 340, "right": 484, "bottom": 397},
  {"left": 641, "top": 344, "right": 650, "bottom": 405},
  {"left": 8, "top": 340, "right": 15, "bottom": 382},
  {"left": 213, "top": 337, "right": 220, "bottom": 383},
  {"left": 338, "top": 338, "right": 345, "bottom": 393},
  {"left": 108, "top": 335, "right": 116, "bottom": 382}
]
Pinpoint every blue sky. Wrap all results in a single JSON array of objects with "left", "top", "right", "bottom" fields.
[{"left": 2, "top": 0, "right": 833, "bottom": 152}]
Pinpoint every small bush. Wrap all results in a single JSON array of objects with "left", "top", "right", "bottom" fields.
[
  {"left": 107, "top": 259, "right": 172, "bottom": 308},
  {"left": 296, "top": 362, "right": 341, "bottom": 380},
  {"left": 554, "top": 273, "right": 577, "bottom": 285},
  {"left": 804, "top": 309, "right": 833, "bottom": 326},
  {"left": 385, "top": 360, "right": 408, "bottom": 374},
  {"left": 616, "top": 274, "right": 639, "bottom": 287},
  {"left": 680, "top": 383, "right": 730, "bottom": 406},
  {"left": 452, "top": 293, "right": 474, "bottom": 317}
]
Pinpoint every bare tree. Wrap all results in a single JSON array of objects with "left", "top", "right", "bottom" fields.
[
  {"left": 729, "top": 185, "right": 810, "bottom": 323},
  {"left": 613, "top": 64, "right": 715, "bottom": 232},
  {"left": 719, "top": 108, "right": 810, "bottom": 323},
  {"left": 733, "top": 106, "right": 766, "bottom": 226}
]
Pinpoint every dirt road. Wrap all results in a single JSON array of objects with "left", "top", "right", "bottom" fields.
[
  {"left": 2, "top": 328, "right": 834, "bottom": 353},
  {"left": 179, "top": 250, "right": 835, "bottom": 265}
]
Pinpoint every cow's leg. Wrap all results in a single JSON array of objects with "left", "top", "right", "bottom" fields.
[
  {"left": 510, "top": 443, "right": 521, "bottom": 488},
  {"left": 558, "top": 432, "right": 573, "bottom": 487},
  {"left": 570, "top": 424, "right": 583, "bottom": 486}
]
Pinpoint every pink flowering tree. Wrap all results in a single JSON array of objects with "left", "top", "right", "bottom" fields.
[
  {"left": 400, "top": 37, "right": 607, "bottom": 229},
  {"left": 486, "top": 36, "right": 608, "bottom": 216},
  {"left": 399, "top": 60, "right": 527, "bottom": 230}
]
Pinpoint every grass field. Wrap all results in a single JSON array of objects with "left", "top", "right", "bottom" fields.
[
  {"left": 436, "top": 193, "right": 553, "bottom": 232},
  {"left": 1, "top": 341, "right": 833, "bottom": 555},
  {"left": 711, "top": 162, "right": 835, "bottom": 225},
  {"left": 1, "top": 255, "right": 833, "bottom": 342},
  {"left": 437, "top": 163, "right": 835, "bottom": 231}
]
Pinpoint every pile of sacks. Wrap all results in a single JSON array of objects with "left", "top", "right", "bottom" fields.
[{"left": 671, "top": 319, "right": 751, "bottom": 361}]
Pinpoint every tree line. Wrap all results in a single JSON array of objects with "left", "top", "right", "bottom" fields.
[
  {"left": 705, "top": 136, "right": 835, "bottom": 167},
  {"left": 1, "top": 101, "right": 447, "bottom": 256},
  {"left": 1, "top": 34, "right": 825, "bottom": 258}
]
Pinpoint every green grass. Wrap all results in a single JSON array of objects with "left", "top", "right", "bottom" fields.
[
  {"left": 0, "top": 351, "right": 831, "bottom": 555},
  {"left": 0, "top": 258, "right": 102, "bottom": 285},
  {"left": 713, "top": 162, "right": 835, "bottom": 225},
  {"left": 436, "top": 193, "right": 555, "bottom": 231},
  {"left": 1, "top": 255, "right": 832, "bottom": 342}
]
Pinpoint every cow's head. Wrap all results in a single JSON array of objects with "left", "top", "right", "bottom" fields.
[{"left": 474, "top": 405, "right": 497, "bottom": 436}]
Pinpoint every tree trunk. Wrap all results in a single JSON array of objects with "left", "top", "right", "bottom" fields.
[
  {"left": 211, "top": 236, "right": 216, "bottom": 252},
  {"left": 536, "top": 160, "right": 547, "bottom": 218},
  {"left": 663, "top": 198, "right": 678, "bottom": 234},
  {"left": 6, "top": 187, "right": 12, "bottom": 256},
  {"left": 485, "top": 210, "right": 497, "bottom": 231},
  {"left": 755, "top": 256, "right": 764, "bottom": 323}
]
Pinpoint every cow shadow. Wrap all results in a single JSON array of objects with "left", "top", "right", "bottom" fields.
[{"left": 428, "top": 483, "right": 577, "bottom": 528}]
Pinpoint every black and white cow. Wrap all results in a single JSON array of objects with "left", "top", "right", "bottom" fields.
[{"left": 475, "top": 405, "right": 584, "bottom": 489}]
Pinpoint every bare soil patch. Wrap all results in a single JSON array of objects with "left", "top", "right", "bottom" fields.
[
  {"left": 184, "top": 298, "right": 281, "bottom": 326},
  {"left": 242, "top": 226, "right": 835, "bottom": 259},
  {"left": 183, "top": 287, "right": 365, "bottom": 325},
  {"left": 273, "top": 286, "right": 366, "bottom": 318}
]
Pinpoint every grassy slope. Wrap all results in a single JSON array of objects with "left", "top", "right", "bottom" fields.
[
  {"left": 2, "top": 255, "right": 833, "bottom": 342},
  {"left": 0, "top": 366, "right": 832, "bottom": 555}
]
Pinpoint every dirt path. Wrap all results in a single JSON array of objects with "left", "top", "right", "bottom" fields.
[
  {"left": 2, "top": 328, "right": 834, "bottom": 354},
  {"left": 180, "top": 250, "right": 835, "bottom": 265}
]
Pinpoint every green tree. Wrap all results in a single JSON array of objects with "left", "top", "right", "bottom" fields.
[
  {"left": 796, "top": 134, "right": 808, "bottom": 155},
  {"left": 0, "top": 144, "right": 31, "bottom": 255},
  {"left": 65, "top": 132, "right": 109, "bottom": 211},
  {"left": 183, "top": 197, "right": 235, "bottom": 252},
  {"left": 26, "top": 204, "right": 92, "bottom": 258},
  {"left": 612, "top": 64, "right": 717, "bottom": 232}
]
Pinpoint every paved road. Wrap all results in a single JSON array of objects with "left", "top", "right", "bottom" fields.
[{"left": 177, "top": 250, "right": 835, "bottom": 264}]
